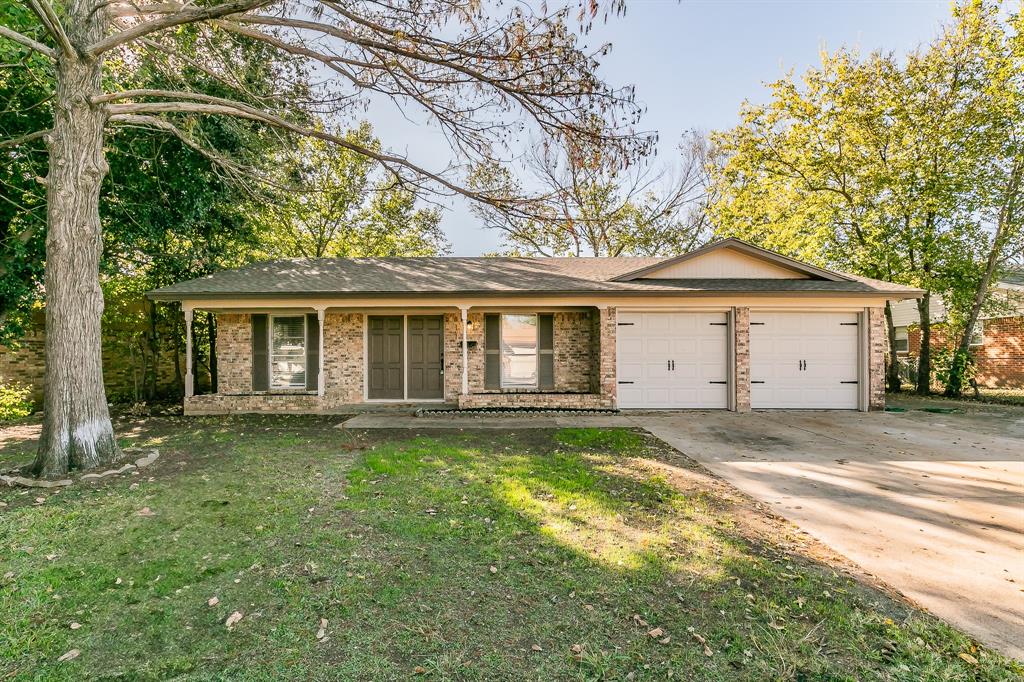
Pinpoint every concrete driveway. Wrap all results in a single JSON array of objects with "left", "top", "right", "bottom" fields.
[{"left": 633, "top": 401, "right": 1024, "bottom": 659}]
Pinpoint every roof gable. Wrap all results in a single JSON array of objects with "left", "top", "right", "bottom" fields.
[{"left": 612, "top": 238, "right": 851, "bottom": 282}]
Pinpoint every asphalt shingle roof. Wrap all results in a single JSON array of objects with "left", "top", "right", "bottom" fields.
[{"left": 148, "top": 256, "right": 921, "bottom": 300}]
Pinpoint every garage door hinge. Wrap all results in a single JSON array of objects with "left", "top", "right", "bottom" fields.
[
  {"left": 617, "top": 380, "right": 635, "bottom": 384},
  {"left": 709, "top": 322, "right": 727, "bottom": 326},
  {"left": 751, "top": 380, "right": 765, "bottom": 384},
  {"left": 750, "top": 322, "right": 765, "bottom": 326},
  {"left": 708, "top": 381, "right": 727, "bottom": 384},
  {"left": 840, "top": 322, "right": 859, "bottom": 326},
  {"left": 617, "top": 322, "right": 635, "bottom": 326},
  {"left": 840, "top": 380, "right": 859, "bottom": 384}
]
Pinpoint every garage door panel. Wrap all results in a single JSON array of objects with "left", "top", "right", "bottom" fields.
[
  {"left": 750, "top": 312, "right": 859, "bottom": 409},
  {"left": 617, "top": 311, "right": 728, "bottom": 409}
]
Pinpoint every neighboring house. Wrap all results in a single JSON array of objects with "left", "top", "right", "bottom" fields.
[
  {"left": 890, "top": 270, "right": 1024, "bottom": 388},
  {"left": 147, "top": 239, "right": 921, "bottom": 414}
]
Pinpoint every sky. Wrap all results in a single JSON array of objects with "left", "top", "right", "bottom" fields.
[{"left": 372, "top": 0, "right": 954, "bottom": 256}]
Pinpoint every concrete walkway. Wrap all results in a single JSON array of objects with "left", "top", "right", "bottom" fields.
[{"left": 633, "top": 406, "right": 1024, "bottom": 659}]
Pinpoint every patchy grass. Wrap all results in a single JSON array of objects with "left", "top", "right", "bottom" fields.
[{"left": 1, "top": 418, "right": 1019, "bottom": 680}]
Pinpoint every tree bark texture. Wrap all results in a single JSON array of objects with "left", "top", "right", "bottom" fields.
[
  {"left": 915, "top": 292, "right": 932, "bottom": 395},
  {"left": 884, "top": 301, "right": 901, "bottom": 392},
  {"left": 33, "top": 2, "right": 121, "bottom": 477}
]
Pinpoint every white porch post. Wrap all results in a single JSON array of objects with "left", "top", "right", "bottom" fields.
[
  {"left": 184, "top": 306, "right": 194, "bottom": 398},
  {"left": 317, "top": 307, "right": 326, "bottom": 397},
  {"left": 460, "top": 306, "right": 469, "bottom": 396}
]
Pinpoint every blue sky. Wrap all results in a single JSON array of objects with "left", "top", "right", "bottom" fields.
[{"left": 378, "top": 0, "right": 953, "bottom": 255}]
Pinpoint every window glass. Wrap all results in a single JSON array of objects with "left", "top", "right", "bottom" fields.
[
  {"left": 500, "top": 314, "right": 537, "bottom": 387},
  {"left": 271, "top": 316, "right": 306, "bottom": 388},
  {"left": 894, "top": 327, "right": 909, "bottom": 353},
  {"left": 968, "top": 321, "right": 984, "bottom": 347}
]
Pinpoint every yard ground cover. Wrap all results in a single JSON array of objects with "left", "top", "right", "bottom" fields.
[{"left": 1, "top": 416, "right": 1019, "bottom": 680}]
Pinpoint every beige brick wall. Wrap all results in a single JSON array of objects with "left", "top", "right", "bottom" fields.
[
  {"left": 733, "top": 307, "right": 751, "bottom": 412},
  {"left": 322, "top": 313, "right": 364, "bottom": 406},
  {"left": 868, "top": 307, "right": 886, "bottom": 410},
  {"left": 215, "top": 313, "right": 252, "bottom": 394}
]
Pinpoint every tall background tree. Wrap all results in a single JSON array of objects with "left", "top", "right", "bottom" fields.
[
  {"left": 708, "top": 0, "right": 1022, "bottom": 396},
  {"left": 258, "top": 122, "right": 448, "bottom": 259},
  {"left": 471, "top": 130, "right": 714, "bottom": 256},
  {"left": 0, "top": 0, "right": 652, "bottom": 477}
]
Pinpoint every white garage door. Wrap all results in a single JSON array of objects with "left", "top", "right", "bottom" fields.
[
  {"left": 616, "top": 312, "right": 729, "bottom": 409},
  {"left": 750, "top": 312, "right": 860, "bottom": 409}
]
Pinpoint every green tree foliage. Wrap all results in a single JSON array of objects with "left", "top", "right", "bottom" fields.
[
  {"left": 709, "top": 0, "right": 1022, "bottom": 394},
  {"left": 260, "top": 123, "right": 448, "bottom": 258}
]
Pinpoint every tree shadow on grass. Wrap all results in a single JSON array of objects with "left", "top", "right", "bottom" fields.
[{"left": 1, "top": 424, "right": 1017, "bottom": 681}]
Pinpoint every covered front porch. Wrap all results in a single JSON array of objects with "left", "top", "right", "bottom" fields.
[{"left": 180, "top": 303, "right": 617, "bottom": 415}]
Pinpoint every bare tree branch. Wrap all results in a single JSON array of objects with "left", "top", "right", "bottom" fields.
[
  {"left": 101, "top": 93, "right": 531, "bottom": 209},
  {"left": 0, "top": 24, "right": 56, "bottom": 59},
  {"left": 25, "top": 0, "right": 75, "bottom": 56},
  {"left": 0, "top": 128, "right": 51, "bottom": 149},
  {"left": 86, "top": 0, "right": 272, "bottom": 55}
]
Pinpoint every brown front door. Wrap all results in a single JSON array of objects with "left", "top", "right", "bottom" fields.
[
  {"left": 407, "top": 316, "right": 444, "bottom": 399},
  {"left": 368, "top": 316, "right": 404, "bottom": 399}
]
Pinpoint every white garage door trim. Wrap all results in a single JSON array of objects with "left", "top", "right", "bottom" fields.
[
  {"left": 749, "top": 310, "right": 862, "bottom": 410},
  {"left": 616, "top": 310, "right": 731, "bottom": 409}
]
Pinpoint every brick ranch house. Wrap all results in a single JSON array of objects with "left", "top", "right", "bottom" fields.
[
  {"left": 890, "top": 270, "right": 1024, "bottom": 388},
  {"left": 147, "top": 239, "right": 922, "bottom": 415}
]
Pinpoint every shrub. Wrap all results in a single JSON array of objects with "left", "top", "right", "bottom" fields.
[{"left": 0, "top": 382, "right": 34, "bottom": 421}]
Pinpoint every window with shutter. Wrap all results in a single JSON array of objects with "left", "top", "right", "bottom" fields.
[{"left": 270, "top": 315, "right": 306, "bottom": 388}]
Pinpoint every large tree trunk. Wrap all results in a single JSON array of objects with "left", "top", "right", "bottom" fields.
[
  {"left": 32, "top": 5, "right": 120, "bottom": 477},
  {"left": 883, "top": 301, "right": 901, "bottom": 392},
  {"left": 915, "top": 292, "right": 932, "bottom": 395}
]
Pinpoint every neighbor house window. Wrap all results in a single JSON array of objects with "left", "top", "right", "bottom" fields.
[
  {"left": 270, "top": 315, "right": 306, "bottom": 388},
  {"left": 500, "top": 314, "right": 537, "bottom": 387},
  {"left": 968, "top": 321, "right": 984, "bottom": 347},
  {"left": 894, "top": 327, "right": 909, "bottom": 354}
]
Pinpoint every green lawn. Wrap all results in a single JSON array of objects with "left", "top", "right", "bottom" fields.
[{"left": 1, "top": 416, "right": 1019, "bottom": 680}]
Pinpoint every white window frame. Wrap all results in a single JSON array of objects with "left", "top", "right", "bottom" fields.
[
  {"left": 968, "top": 320, "right": 984, "bottom": 347},
  {"left": 894, "top": 327, "right": 909, "bottom": 354},
  {"left": 499, "top": 313, "right": 539, "bottom": 388},
  {"left": 269, "top": 314, "right": 307, "bottom": 390}
]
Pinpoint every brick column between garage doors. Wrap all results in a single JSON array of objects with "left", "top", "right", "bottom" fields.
[
  {"left": 733, "top": 307, "right": 751, "bottom": 412},
  {"left": 867, "top": 307, "right": 886, "bottom": 411}
]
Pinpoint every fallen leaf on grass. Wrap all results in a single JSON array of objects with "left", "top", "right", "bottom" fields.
[
  {"left": 414, "top": 666, "right": 426, "bottom": 674},
  {"left": 632, "top": 614, "right": 649, "bottom": 627},
  {"left": 647, "top": 628, "right": 664, "bottom": 638},
  {"left": 207, "top": 597, "right": 219, "bottom": 607},
  {"left": 531, "top": 644, "right": 542, "bottom": 652},
  {"left": 225, "top": 611, "right": 243, "bottom": 630},
  {"left": 57, "top": 649, "right": 80, "bottom": 663},
  {"left": 69, "top": 623, "right": 81, "bottom": 630},
  {"left": 959, "top": 653, "right": 978, "bottom": 665},
  {"left": 137, "top": 507, "right": 155, "bottom": 517},
  {"left": 489, "top": 566, "right": 497, "bottom": 574},
  {"left": 316, "top": 618, "right": 328, "bottom": 640},
  {"left": 692, "top": 632, "right": 713, "bottom": 657},
  {"left": 659, "top": 636, "right": 671, "bottom": 645}
]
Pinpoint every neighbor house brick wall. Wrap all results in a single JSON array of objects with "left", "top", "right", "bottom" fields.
[
  {"left": 0, "top": 324, "right": 178, "bottom": 405},
  {"left": 214, "top": 313, "right": 252, "bottom": 394},
  {"left": 867, "top": 307, "right": 886, "bottom": 410},
  {"left": 908, "top": 315, "right": 1024, "bottom": 388}
]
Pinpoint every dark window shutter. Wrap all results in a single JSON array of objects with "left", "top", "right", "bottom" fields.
[
  {"left": 251, "top": 314, "right": 269, "bottom": 391},
  {"left": 305, "top": 313, "right": 319, "bottom": 391},
  {"left": 538, "top": 313, "right": 554, "bottom": 390},
  {"left": 484, "top": 313, "right": 500, "bottom": 389}
]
